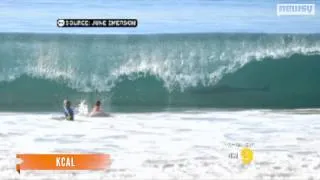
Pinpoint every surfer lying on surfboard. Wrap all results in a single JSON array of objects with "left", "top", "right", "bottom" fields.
[
  {"left": 63, "top": 100, "right": 74, "bottom": 120},
  {"left": 92, "top": 100, "right": 101, "bottom": 113},
  {"left": 89, "top": 100, "right": 110, "bottom": 117}
]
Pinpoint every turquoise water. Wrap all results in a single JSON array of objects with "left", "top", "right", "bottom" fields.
[{"left": 1, "top": 33, "right": 320, "bottom": 111}]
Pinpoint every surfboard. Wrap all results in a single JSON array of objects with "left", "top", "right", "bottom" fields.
[
  {"left": 49, "top": 115, "right": 75, "bottom": 121},
  {"left": 88, "top": 111, "right": 111, "bottom": 117},
  {"left": 50, "top": 116, "right": 66, "bottom": 121}
]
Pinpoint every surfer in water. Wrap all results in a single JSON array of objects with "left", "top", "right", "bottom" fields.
[
  {"left": 91, "top": 100, "right": 102, "bottom": 113},
  {"left": 63, "top": 100, "right": 74, "bottom": 121},
  {"left": 89, "top": 100, "right": 109, "bottom": 117}
]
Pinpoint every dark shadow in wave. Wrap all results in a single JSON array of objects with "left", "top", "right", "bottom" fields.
[{"left": 189, "top": 85, "right": 270, "bottom": 94}]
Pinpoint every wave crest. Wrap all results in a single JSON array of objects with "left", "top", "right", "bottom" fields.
[{"left": 1, "top": 33, "right": 320, "bottom": 93}]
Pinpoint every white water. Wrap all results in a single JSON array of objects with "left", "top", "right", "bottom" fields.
[{"left": 0, "top": 109, "right": 320, "bottom": 180}]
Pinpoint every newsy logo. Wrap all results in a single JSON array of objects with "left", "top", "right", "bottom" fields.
[{"left": 277, "top": 3, "right": 316, "bottom": 16}]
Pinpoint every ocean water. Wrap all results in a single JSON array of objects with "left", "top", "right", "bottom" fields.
[
  {"left": 1, "top": 0, "right": 320, "bottom": 179},
  {"left": 1, "top": 33, "right": 320, "bottom": 110},
  {"left": 1, "top": 32, "right": 320, "bottom": 179}
]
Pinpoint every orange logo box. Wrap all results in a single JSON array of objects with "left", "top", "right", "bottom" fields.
[{"left": 16, "top": 154, "right": 111, "bottom": 173}]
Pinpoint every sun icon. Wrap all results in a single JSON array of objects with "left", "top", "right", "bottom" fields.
[{"left": 240, "top": 147, "right": 254, "bottom": 165}]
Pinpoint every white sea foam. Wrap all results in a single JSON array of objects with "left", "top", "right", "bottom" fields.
[{"left": 0, "top": 109, "right": 319, "bottom": 179}]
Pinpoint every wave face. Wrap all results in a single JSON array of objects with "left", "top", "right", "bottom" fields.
[{"left": 1, "top": 33, "right": 320, "bottom": 111}]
